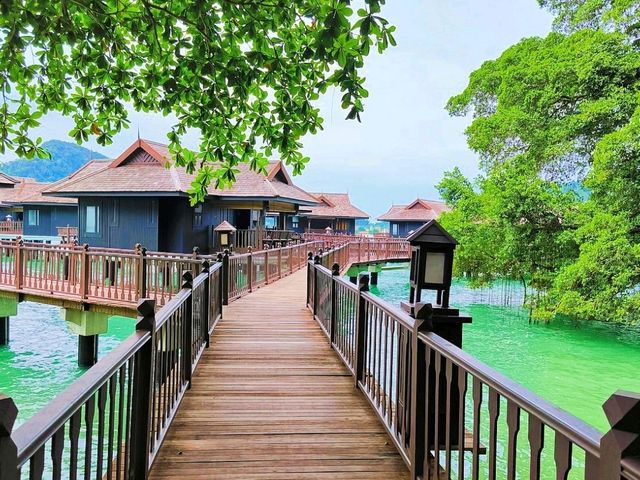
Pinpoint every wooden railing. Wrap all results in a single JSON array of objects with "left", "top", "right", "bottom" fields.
[
  {"left": 307, "top": 252, "right": 640, "bottom": 479},
  {"left": 223, "top": 242, "right": 320, "bottom": 302},
  {"left": 56, "top": 225, "right": 78, "bottom": 243},
  {"left": 0, "top": 220, "right": 22, "bottom": 235},
  {"left": 234, "top": 228, "right": 304, "bottom": 252},
  {"left": 0, "top": 260, "right": 223, "bottom": 480}
]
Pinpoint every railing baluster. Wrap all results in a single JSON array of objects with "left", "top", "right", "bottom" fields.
[
  {"left": 28, "top": 444, "right": 44, "bottom": 480},
  {"left": 457, "top": 370, "right": 467, "bottom": 480},
  {"left": 106, "top": 375, "right": 117, "bottom": 480},
  {"left": 69, "top": 409, "right": 81, "bottom": 480},
  {"left": 50, "top": 426, "right": 64, "bottom": 480},
  {"left": 554, "top": 432, "right": 572, "bottom": 480},
  {"left": 96, "top": 383, "right": 107, "bottom": 480},
  {"left": 471, "top": 378, "right": 482, "bottom": 480},
  {"left": 432, "top": 352, "right": 441, "bottom": 480},
  {"left": 506, "top": 399, "right": 520, "bottom": 480},
  {"left": 444, "top": 358, "right": 453, "bottom": 477},
  {"left": 488, "top": 387, "right": 500, "bottom": 480},
  {"left": 528, "top": 415, "right": 544, "bottom": 480},
  {"left": 83, "top": 394, "right": 95, "bottom": 480}
]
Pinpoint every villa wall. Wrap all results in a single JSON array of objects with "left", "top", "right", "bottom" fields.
[{"left": 23, "top": 205, "right": 77, "bottom": 237}]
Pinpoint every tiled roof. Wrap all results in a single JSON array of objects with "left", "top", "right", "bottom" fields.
[
  {"left": 377, "top": 199, "right": 449, "bottom": 222},
  {"left": 45, "top": 139, "right": 317, "bottom": 205},
  {"left": 303, "top": 193, "right": 369, "bottom": 219},
  {"left": 0, "top": 172, "right": 19, "bottom": 187},
  {"left": 0, "top": 178, "right": 47, "bottom": 207},
  {"left": 17, "top": 160, "right": 110, "bottom": 206}
]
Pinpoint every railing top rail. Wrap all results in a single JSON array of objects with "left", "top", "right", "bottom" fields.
[
  {"left": 623, "top": 457, "right": 640, "bottom": 480},
  {"left": 418, "top": 330, "right": 603, "bottom": 457},
  {"left": 155, "top": 287, "right": 192, "bottom": 328},
  {"left": 12, "top": 330, "right": 151, "bottom": 465},
  {"left": 334, "top": 274, "right": 360, "bottom": 294}
]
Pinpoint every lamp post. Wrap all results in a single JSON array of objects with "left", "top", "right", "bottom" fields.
[
  {"left": 401, "top": 220, "right": 471, "bottom": 451},
  {"left": 214, "top": 221, "right": 236, "bottom": 252}
]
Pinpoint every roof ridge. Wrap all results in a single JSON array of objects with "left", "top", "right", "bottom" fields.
[{"left": 43, "top": 164, "right": 110, "bottom": 193}]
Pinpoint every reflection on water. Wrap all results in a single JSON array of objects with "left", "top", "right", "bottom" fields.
[
  {"left": 0, "top": 301, "right": 134, "bottom": 426},
  {"left": 368, "top": 263, "right": 640, "bottom": 431}
]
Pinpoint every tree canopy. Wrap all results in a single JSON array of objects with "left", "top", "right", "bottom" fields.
[
  {"left": 0, "top": 0, "right": 394, "bottom": 199},
  {"left": 441, "top": 8, "right": 640, "bottom": 324}
]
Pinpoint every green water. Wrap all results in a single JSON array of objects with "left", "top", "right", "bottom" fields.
[
  {"left": 0, "top": 302, "right": 134, "bottom": 426},
  {"left": 371, "top": 263, "right": 640, "bottom": 478}
]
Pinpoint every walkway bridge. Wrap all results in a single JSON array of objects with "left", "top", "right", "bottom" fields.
[{"left": 0, "top": 240, "right": 639, "bottom": 479}]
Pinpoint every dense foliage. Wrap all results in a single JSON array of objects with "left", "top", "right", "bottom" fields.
[
  {"left": 440, "top": 8, "right": 640, "bottom": 324},
  {"left": 0, "top": 140, "right": 106, "bottom": 182},
  {"left": 0, "top": 0, "right": 393, "bottom": 200}
]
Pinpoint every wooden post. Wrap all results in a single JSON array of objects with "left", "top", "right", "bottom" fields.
[
  {"left": 354, "top": 273, "right": 369, "bottom": 389},
  {"left": 409, "top": 304, "right": 431, "bottom": 480},
  {"left": 181, "top": 271, "right": 194, "bottom": 389},
  {"left": 201, "top": 261, "right": 211, "bottom": 347},
  {"left": 13, "top": 239, "right": 22, "bottom": 291},
  {"left": 129, "top": 298, "right": 156, "bottom": 480},
  {"left": 135, "top": 244, "right": 148, "bottom": 299},
  {"left": 0, "top": 394, "right": 18, "bottom": 480},
  {"left": 264, "top": 249, "right": 270, "bottom": 285},
  {"left": 78, "top": 244, "right": 90, "bottom": 300},
  {"left": 192, "top": 246, "right": 199, "bottom": 260},
  {"left": 221, "top": 249, "right": 229, "bottom": 306},
  {"left": 247, "top": 247, "right": 253, "bottom": 292},
  {"left": 330, "top": 263, "right": 340, "bottom": 345},
  {"left": 599, "top": 390, "right": 640, "bottom": 480},
  {"left": 313, "top": 255, "right": 321, "bottom": 317},
  {"left": 216, "top": 253, "right": 224, "bottom": 309},
  {"left": 277, "top": 247, "right": 282, "bottom": 279},
  {"left": 306, "top": 252, "right": 313, "bottom": 307}
]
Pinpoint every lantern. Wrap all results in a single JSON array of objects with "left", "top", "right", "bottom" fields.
[
  {"left": 406, "top": 220, "right": 456, "bottom": 308},
  {"left": 214, "top": 221, "right": 236, "bottom": 251}
]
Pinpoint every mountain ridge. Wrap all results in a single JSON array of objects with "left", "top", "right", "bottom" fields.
[{"left": 0, "top": 140, "right": 107, "bottom": 182}]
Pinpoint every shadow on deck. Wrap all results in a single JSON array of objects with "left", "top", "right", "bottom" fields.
[{"left": 149, "top": 269, "right": 409, "bottom": 479}]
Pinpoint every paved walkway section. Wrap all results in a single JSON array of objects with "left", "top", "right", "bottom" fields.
[{"left": 149, "top": 269, "right": 409, "bottom": 479}]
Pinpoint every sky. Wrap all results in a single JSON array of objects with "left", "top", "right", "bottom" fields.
[{"left": 6, "top": 1, "right": 553, "bottom": 218}]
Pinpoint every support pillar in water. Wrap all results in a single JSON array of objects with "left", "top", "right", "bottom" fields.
[
  {"left": 0, "top": 316, "right": 9, "bottom": 345},
  {"left": 78, "top": 334, "right": 99, "bottom": 368},
  {"left": 64, "top": 309, "right": 110, "bottom": 368},
  {"left": 0, "top": 294, "right": 19, "bottom": 346},
  {"left": 368, "top": 264, "right": 382, "bottom": 285}
]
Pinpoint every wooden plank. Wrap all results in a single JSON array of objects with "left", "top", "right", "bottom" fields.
[{"left": 149, "top": 269, "right": 409, "bottom": 479}]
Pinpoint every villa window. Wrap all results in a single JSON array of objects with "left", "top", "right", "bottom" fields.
[
  {"left": 291, "top": 215, "right": 299, "bottom": 229},
  {"left": 392, "top": 223, "right": 399, "bottom": 236},
  {"left": 27, "top": 209, "right": 39, "bottom": 226},
  {"left": 193, "top": 204, "right": 203, "bottom": 227},
  {"left": 86, "top": 205, "right": 100, "bottom": 234}
]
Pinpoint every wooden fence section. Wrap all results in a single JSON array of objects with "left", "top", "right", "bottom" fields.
[
  {"left": 1, "top": 261, "right": 223, "bottom": 480},
  {"left": 0, "top": 220, "right": 22, "bottom": 235},
  {"left": 307, "top": 254, "right": 640, "bottom": 480}
]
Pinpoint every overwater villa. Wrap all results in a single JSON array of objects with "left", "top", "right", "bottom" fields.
[
  {"left": 296, "top": 192, "right": 369, "bottom": 234},
  {"left": 378, "top": 198, "right": 449, "bottom": 237},
  {"left": 43, "top": 138, "right": 318, "bottom": 253}
]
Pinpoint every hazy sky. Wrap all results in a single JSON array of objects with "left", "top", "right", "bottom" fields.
[{"left": 7, "top": 1, "right": 553, "bottom": 218}]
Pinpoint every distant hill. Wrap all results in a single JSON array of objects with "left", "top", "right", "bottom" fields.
[{"left": 0, "top": 140, "right": 107, "bottom": 182}]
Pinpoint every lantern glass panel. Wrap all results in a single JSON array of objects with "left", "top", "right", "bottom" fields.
[
  {"left": 220, "top": 233, "right": 229, "bottom": 246},
  {"left": 424, "top": 252, "right": 446, "bottom": 284}
]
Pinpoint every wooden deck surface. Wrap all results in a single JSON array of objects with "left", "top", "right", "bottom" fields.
[{"left": 149, "top": 269, "right": 410, "bottom": 479}]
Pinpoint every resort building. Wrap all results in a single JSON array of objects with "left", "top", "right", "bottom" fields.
[
  {"left": 43, "top": 139, "right": 317, "bottom": 253},
  {"left": 377, "top": 198, "right": 449, "bottom": 237},
  {"left": 295, "top": 192, "right": 369, "bottom": 234},
  {"left": 0, "top": 177, "right": 78, "bottom": 242}
]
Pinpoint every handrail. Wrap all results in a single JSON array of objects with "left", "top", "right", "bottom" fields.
[
  {"left": 420, "top": 330, "right": 602, "bottom": 456},
  {"left": 12, "top": 331, "right": 151, "bottom": 465},
  {"left": 306, "top": 251, "right": 640, "bottom": 480}
]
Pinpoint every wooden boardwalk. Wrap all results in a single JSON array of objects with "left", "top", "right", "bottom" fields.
[{"left": 149, "top": 269, "right": 409, "bottom": 479}]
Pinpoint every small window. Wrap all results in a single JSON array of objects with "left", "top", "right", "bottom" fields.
[
  {"left": 291, "top": 215, "right": 299, "bottom": 229},
  {"left": 193, "top": 204, "right": 203, "bottom": 227},
  {"left": 86, "top": 205, "right": 100, "bottom": 234},
  {"left": 391, "top": 223, "right": 399, "bottom": 236},
  {"left": 150, "top": 199, "right": 158, "bottom": 226},
  {"left": 27, "top": 209, "right": 39, "bottom": 226},
  {"left": 109, "top": 199, "right": 119, "bottom": 227}
]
